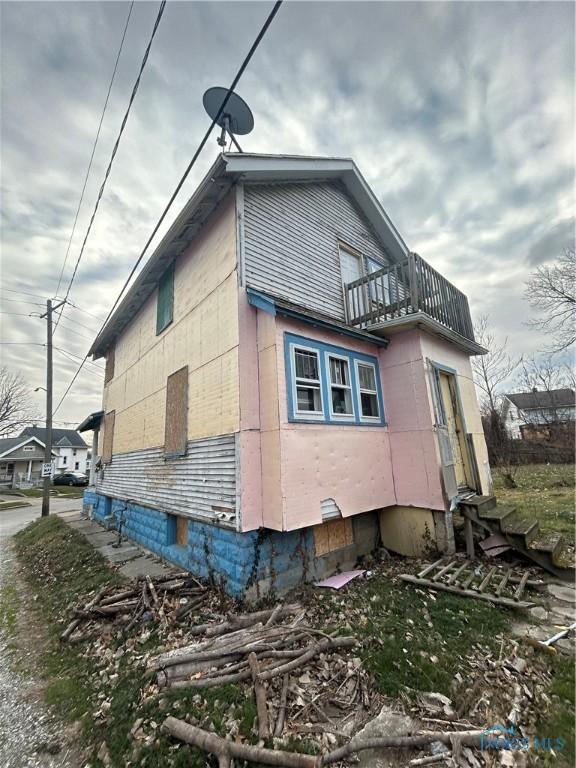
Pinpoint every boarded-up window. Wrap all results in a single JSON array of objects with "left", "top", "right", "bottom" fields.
[
  {"left": 104, "top": 346, "right": 115, "bottom": 384},
  {"left": 165, "top": 366, "right": 188, "bottom": 456},
  {"left": 156, "top": 264, "right": 174, "bottom": 335},
  {"left": 176, "top": 516, "right": 188, "bottom": 546},
  {"left": 314, "top": 517, "right": 354, "bottom": 556},
  {"left": 101, "top": 410, "right": 115, "bottom": 464}
]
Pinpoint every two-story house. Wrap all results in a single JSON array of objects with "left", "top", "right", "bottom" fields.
[
  {"left": 502, "top": 388, "right": 576, "bottom": 440},
  {"left": 83, "top": 153, "right": 492, "bottom": 598},
  {"left": 20, "top": 426, "right": 89, "bottom": 474}
]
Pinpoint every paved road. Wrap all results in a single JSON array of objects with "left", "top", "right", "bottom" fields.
[{"left": 0, "top": 497, "right": 83, "bottom": 539}]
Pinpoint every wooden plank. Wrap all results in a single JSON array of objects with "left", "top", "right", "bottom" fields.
[
  {"left": 101, "top": 410, "right": 116, "bottom": 464},
  {"left": 399, "top": 574, "right": 535, "bottom": 609},
  {"left": 460, "top": 567, "right": 478, "bottom": 590},
  {"left": 417, "top": 558, "right": 445, "bottom": 578},
  {"left": 104, "top": 346, "right": 115, "bottom": 384},
  {"left": 495, "top": 571, "right": 511, "bottom": 597},
  {"left": 478, "top": 566, "right": 497, "bottom": 593},
  {"left": 446, "top": 561, "right": 470, "bottom": 585},
  {"left": 165, "top": 365, "right": 189, "bottom": 456},
  {"left": 464, "top": 518, "right": 475, "bottom": 559},
  {"left": 432, "top": 560, "right": 458, "bottom": 581},
  {"left": 514, "top": 572, "right": 530, "bottom": 601}
]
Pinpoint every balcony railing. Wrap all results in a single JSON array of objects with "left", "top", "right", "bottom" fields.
[{"left": 344, "top": 252, "right": 475, "bottom": 342}]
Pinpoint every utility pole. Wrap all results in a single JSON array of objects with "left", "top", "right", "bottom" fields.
[{"left": 40, "top": 298, "right": 65, "bottom": 517}]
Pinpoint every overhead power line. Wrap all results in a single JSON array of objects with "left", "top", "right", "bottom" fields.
[
  {"left": 54, "top": 0, "right": 167, "bottom": 335},
  {"left": 54, "top": 0, "right": 135, "bottom": 300},
  {"left": 54, "top": 0, "right": 284, "bottom": 417},
  {"left": 1, "top": 287, "right": 47, "bottom": 300}
]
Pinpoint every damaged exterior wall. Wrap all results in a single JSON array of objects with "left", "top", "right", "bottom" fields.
[
  {"left": 98, "top": 195, "right": 240, "bottom": 527},
  {"left": 84, "top": 489, "right": 380, "bottom": 599}
]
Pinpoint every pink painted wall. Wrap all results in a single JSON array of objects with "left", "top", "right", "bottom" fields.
[
  {"left": 380, "top": 329, "right": 445, "bottom": 511},
  {"left": 237, "top": 303, "right": 488, "bottom": 533}
]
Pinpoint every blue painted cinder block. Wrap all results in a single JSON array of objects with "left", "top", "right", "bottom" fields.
[{"left": 85, "top": 492, "right": 323, "bottom": 598}]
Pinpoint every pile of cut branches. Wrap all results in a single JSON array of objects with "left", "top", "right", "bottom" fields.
[{"left": 61, "top": 572, "right": 209, "bottom": 642}]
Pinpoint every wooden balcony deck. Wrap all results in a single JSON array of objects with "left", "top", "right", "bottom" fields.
[{"left": 344, "top": 252, "right": 475, "bottom": 343}]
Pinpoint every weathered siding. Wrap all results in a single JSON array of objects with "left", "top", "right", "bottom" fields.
[
  {"left": 96, "top": 434, "right": 237, "bottom": 525},
  {"left": 101, "top": 195, "right": 239, "bottom": 455},
  {"left": 243, "top": 182, "right": 391, "bottom": 319}
]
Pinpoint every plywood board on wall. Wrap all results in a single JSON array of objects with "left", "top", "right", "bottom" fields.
[
  {"left": 314, "top": 518, "right": 354, "bottom": 556},
  {"left": 102, "top": 411, "right": 115, "bottom": 464},
  {"left": 165, "top": 366, "right": 188, "bottom": 456}
]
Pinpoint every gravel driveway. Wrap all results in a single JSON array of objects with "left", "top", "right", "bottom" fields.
[{"left": 0, "top": 505, "right": 83, "bottom": 767}]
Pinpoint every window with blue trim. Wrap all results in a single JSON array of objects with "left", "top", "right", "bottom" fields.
[{"left": 285, "top": 333, "right": 386, "bottom": 425}]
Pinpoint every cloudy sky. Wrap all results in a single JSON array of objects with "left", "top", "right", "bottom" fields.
[{"left": 1, "top": 0, "right": 574, "bottom": 429}]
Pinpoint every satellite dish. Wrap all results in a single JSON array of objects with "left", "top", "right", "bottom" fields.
[{"left": 203, "top": 86, "right": 254, "bottom": 152}]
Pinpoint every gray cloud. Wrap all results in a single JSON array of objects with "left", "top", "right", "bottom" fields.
[
  {"left": 526, "top": 218, "right": 576, "bottom": 266},
  {"left": 1, "top": 1, "right": 574, "bottom": 425}
]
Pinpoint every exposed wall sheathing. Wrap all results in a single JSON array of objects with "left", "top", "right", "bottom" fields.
[{"left": 100, "top": 196, "right": 239, "bottom": 456}]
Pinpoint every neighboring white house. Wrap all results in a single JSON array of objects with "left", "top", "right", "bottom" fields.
[
  {"left": 502, "top": 388, "right": 576, "bottom": 439},
  {"left": 0, "top": 435, "right": 58, "bottom": 487},
  {"left": 19, "top": 427, "right": 89, "bottom": 474}
]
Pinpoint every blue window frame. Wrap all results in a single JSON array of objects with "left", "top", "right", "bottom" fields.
[{"left": 284, "top": 333, "right": 386, "bottom": 425}]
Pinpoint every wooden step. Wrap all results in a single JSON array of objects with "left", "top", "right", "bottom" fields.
[
  {"left": 529, "top": 531, "right": 564, "bottom": 559},
  {"left": 460, "top": 495, "right": 497, "bottom": 514},
  {"left": 503, "top": 517, "right": 540, "bottom": 546},
  {"left": 477, "top": 505, "right": 516, "bottom": 524}
]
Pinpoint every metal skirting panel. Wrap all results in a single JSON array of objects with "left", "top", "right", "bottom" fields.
[
  {"left": 243, "top": 182, "right": 391, "bottom": 319},
  {"left": 95, "top": 434, "right": 237, "bottom": 525}
]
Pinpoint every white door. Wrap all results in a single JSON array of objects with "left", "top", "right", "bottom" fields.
[{"left": 340, "top": 247, "right": 365, "bottom": 322}]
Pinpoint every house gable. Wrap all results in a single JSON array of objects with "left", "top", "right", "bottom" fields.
[{"left": 242, "top": 180, "right": 393, "bottom": 321}]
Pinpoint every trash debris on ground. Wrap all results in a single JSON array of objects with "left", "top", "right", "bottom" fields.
[
  {"left": 399, "top": 558, "right": 542, "bottom": 609},
  {"left": 524, "top": 621, "right": 576, "bottom": 655},
  {"left": 479, "top": 533, "right": 511, "bottom": 557},
  {"left": 315, "top": 569, "right": 366, "bottom": 589}
]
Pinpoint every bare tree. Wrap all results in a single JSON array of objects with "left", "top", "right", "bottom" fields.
[
  {"left": 514, "top": 356, "right": 576, "bottom": 449},
  {"left": 0, "top": 366, "right": 38, "bottom": 438},
  {"left": 472, "top": 315, "right": 521, "bottom": 415},
  {"left": 472, "top": 316, "right": 522, "bottom": 486},
  {"left": 525, "top": 248, "right": 576, "bottom": 352}
]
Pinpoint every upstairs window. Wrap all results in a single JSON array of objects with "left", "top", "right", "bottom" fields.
[
  {"left": 285, "top": 333, "right": 385, "bottom": 426},
  {"left": 293, "top": 348, "right": 323, "bottom": 416},
  {"left": 156, "top": 264, "right": 174, "bottom": 335}
]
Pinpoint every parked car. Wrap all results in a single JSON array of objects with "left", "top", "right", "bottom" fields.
[{"left": 53, "top": 472, "right": 88, "bottom": 487}]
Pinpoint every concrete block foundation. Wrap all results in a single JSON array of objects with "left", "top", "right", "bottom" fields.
[{"left": 83, "top": 490, "right": 379, "bottom": 600}]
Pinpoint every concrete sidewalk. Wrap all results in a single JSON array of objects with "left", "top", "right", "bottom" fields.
[{"left": 59, "top": 510, "right": 176, "bottom": 579}]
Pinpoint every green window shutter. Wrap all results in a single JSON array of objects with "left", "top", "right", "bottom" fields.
[{"left": 156, "top": 264, "right": 174, "bottom": 334}]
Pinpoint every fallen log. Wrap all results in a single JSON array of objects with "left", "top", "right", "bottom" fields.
[
  {"left": 61, "top": 585, "right": 107, "bottom": 641},
  {"left": 187, "top": 605, "right": 301, "bottom": 638},
  {"left": 99, "top": 588, "right": 138, "bottom": 606},
  {"left": 249, "top": 652, "right": 269, "bottom": 739},
  {"left": 274, "top": 674, "right": 290, "bottom": 737},
  {"left": 162, "top": 716, "right": 319, "bottom": 767},
  {"left": 321, "top": 730, "right": 508, "bottom": 764},
  {"left": 259, "top": 637, "right": 356, "bottom": 681}
]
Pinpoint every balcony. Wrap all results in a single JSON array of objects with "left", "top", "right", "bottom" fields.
[{"left": 344, "top": 252, "right": 477, "bottom": 346}]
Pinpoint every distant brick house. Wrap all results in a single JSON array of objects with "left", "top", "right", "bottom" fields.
[{"left": 502, "top": 389, "right": 576, "bottom": 440}]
